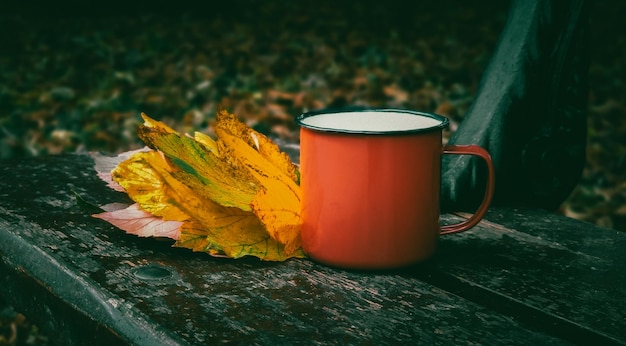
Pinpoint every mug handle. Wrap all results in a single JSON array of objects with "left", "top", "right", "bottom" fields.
[{"left": 440, "top": 145, "right": 495, "bottom": 235}]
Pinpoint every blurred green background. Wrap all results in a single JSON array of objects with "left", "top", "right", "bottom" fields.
[{"left": 0, "top": 0, "right": 624, "bottom": 232}]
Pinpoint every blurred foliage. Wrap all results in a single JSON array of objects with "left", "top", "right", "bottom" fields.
[
  {"left": 0, "top": 301, "right": 47, "bottom": 345},
  {"left": 561, "top": 0, "right": 626, "bottom": 231},
  {"left": 0, "top": 1, "right": 624, "bottom": 231},
  {"left": 0, "top": 1, "right": 508, "bottom": 157}
]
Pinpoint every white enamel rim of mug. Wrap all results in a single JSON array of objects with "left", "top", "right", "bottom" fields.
[{"left": 296, "top": 108, "right": 449, "bottom": 135}]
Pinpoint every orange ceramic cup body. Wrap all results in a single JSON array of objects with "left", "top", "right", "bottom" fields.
[{"left": 297, "top": 109, "right": 494, "bottom": 269}]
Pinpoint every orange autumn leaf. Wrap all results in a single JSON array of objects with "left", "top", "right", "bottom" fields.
[{"left": 96, "top": 111, "right": 304, "bottom": 261}]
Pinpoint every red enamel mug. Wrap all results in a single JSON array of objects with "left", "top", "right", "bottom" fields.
[{"left": 296, "top": 109, "right": 495, "bottom": 269}]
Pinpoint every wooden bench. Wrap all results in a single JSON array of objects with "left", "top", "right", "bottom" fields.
[{"left": 1, "top": 154, "right": 625, "bottom": 345}]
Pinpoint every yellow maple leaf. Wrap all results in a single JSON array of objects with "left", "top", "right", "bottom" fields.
[
  {"left": 215, "top": 111, "right": 302, "bottom": 254},
  {"left": 138, "top": 113, "right": 259, "bottom": 211},
  {"left": 111, "top": 150, "right": 190, "bottom": 222},
  {"left": 104, "top": 111, "right": 304, "bottom": 261},
  {"left": 213, "top": 110, "right": 299, "bottom": 184},
  {"left": 171, "top": 196, "right": 304, "bottom": 261}
]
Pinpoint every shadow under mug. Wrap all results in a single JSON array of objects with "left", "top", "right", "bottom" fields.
[{"left": 296, "top": 109, "right": 495, "bottom": 269}]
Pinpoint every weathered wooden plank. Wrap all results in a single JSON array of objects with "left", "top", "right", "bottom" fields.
[
  {"left": 0, "top": 154, "right": 568, "bottom": 344},
  {"left": 424, "top": 209, "right": 626, "bottom": 345}
]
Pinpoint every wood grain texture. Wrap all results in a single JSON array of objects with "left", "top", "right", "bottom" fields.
[
  {"left": 0, "top": 154, "right": 575, "bottom": 345},
  {"left": 428, "top": 209, "right": 626, "bottom": 344}
]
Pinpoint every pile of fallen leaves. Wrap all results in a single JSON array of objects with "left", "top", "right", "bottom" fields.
[{"left": 92, "top": 111, "right": 304, "bottom": 260}]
